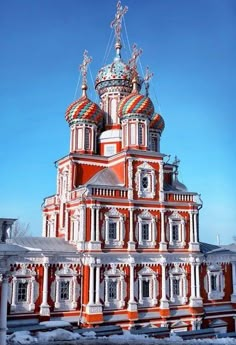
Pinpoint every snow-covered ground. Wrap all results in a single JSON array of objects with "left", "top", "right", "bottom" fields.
[{"left": 7, "top": 329, "right": 236, "bottom": 345}]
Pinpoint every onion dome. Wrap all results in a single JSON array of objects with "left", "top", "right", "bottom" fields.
[
  {"left": 150, "top": 113, "right": 165, "bottom": 133},
  {"left": 65, "top": 85, "right": 104, "bottom": 127},
  {"left": 117, "top": 83, "right": 154, "bottom": 119}
]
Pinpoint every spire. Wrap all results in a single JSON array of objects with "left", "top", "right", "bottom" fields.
[
  {"left": 129, "top": 43, "right": 142, "bottom": 77},
  {"left": 111, "top": 1, "right": 128, "bottom": 58},
  {"left": 144, "top": 66, "right": 153, "bottom": 97},
  {"left": 79, "top": 50, "right": 92, "bottom": 97}
]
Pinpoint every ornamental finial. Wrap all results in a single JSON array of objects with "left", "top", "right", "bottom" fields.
[
  {"left": 79, "top": 50, "right": 92, "bottom": 95},
  {"left": 129, "top": 43, "right": 143, "bottom": 75},
  {"left": 111, "top": 1, "right": 128, "bottom": 47},
  {"left": 144, "top": 66, "right": 154, "bottom": 96}
]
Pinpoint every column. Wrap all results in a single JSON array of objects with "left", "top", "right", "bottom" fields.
[
  {"left": 120, "top": 216, "right": 124, "bottom": 244},
  {"left": 72, "top": 276, "right": 77, "bottom": 309},
  {"left": 129, "top": 263, "right": 135, "bottom": 303},
  {"left": 128, "top": 258, "right": 137, "bottom": 312},
  {"left": 190, "top": 262, "right": 196, "bottom": 299},
  {"left": 104, "top": 276, "right": 109, "bottom": 306},
  {"left": 193, "top": 213, "right": 198, "bottom": 242},
  {"left": 55, "top": 277, "right": 60, "bottom": 308},
  {"left": 138, "top": 277, "right": 143, "bottom": 303},
  {"left": 153, "top": 275, "right": 157, "bottom": 304},
  {"left": 0, "top": 275, "right": 9, "bottom": 345},
  {"left": 40, "top": 261, "right": 50, "bottom": 316},
  {"left": 231, "top": 262, "right": 236, "bottom": 302},
  {"left": 29, "top": 277, "right": 35, "bottom": 311},
  {"left": 120, "top": 276, "right": 124, "bottom": 307},
  {"left": 181, "top": 220, "right": 185, "bottom": 244},
  {"left": 105, "top": 216, "right": 109, "bottom": 244},
  {"left": 183, "top": 275, "right": 187, "bottom": 300},
  {"left": 128, "top": 208, "right": 135, "bottom": 250},
  {"left": 90, "top": 206, "right": 95, "bottom": 241},
  {"left": 159, "top": 161, "right": 164, "bottom": 202},
  {"left": 189, "top": 211, "right": 194, "bottom": 243},
  {"left": 88, "top": 265, "right": 94, "bottom": 305},
  {"left": 195, "top": 263, "right": 201, "bottom": 298},
  {"left": 170, "top": 277, "right": 173, "bottom": 301},
  {"left": 95, "top": 266, "right": 101, "bottom": 305},
  {"left": 160, "top": 210, "right": 167, "bottom": 250},
  {"left": 160, "top": 260, "right": 169, "bottom": 309},
  {"left": 95, "top": 207, "right": 100, "bottom": 242},
  {"left": 169, "top": 221, "right": 173, "bottom": 245},
  {"left": 138, "top": 219, "right": 142, "bottom": 245},
  {"left": 11, "top": 277, "right": 17, "bottom": 311},
  {"left": 65, "top": 210, "right": 69, "bottom": 241}
]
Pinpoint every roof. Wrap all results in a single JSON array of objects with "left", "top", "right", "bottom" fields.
[
  {"left": 200, "top": 242, "right": 220, "bottom": 254},
  {"left": 7, "top": 237, "right": 77, "bottom": 253},
  {"left": 86, "top": 168, "right": 122, "bottom": 186}
]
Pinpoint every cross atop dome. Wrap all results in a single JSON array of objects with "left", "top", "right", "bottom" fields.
[
  {"left": 129, "top": 43, "right": 143, "bottom": 74},
  {"left": 79, "top": 50, "right": 92, "bottom": 96},
  {"left": 111, "top": 1, "right": 128, "bottom": 50},
  {"left": 144, "top": 66, "right": 154, "bottom": 96}
]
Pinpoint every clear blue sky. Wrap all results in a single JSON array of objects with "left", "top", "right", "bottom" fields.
[{"left": 0, "top": 0, "right": 235, "bottom": 244}]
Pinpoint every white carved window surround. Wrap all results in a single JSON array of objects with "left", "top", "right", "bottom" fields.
[
  {"left": 70, "top": 210, "right": 80, "bottom": 242},
  {"left": 10, "top": 266, "right": 38, "bottom": 313},
  {"left": 137, "top": 210, "right": 156, "bottom": 247},
  {"left": 52, "top": 266, "right": 79, "bottom": 311},
  {"left": 47, "top": 214, "right": 57, "bottom": 238},
  {"left": 135, "top": 162, "right": 156, "bottom": 199},
  {"left": 138, "top": 266, "right": 157, "bottom": 307},
  {"left": 168, "top": 212, "right": 186, "bottom": 248},
  {"left": 59, "top": 168, "right": 69, "bottom": 201},
  {"left": 104, "top": 265, "right": 125, "bottom": 309},
  {"left": 206, "top": 264, "right": 224, "bottom": 300},
  {"left": 104, "top": 208, "right": 125, "bottom": 247},
  {"left": 169, "top": 265, "right": 187, "bottom": 305}
]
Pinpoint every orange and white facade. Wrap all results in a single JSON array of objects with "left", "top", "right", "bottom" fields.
[{"left": 1, "top": 0, "right": 236, "bottom": 336}]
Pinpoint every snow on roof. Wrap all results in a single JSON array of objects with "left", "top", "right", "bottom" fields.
[{"left": 7, "top": 237, "right": 77, "bottom": 253}]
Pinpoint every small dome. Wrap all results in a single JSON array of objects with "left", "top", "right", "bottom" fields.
[
  {"left": 95, "top": 58, "right": 133, "bottom": 94},
  {"left": 150, "top": 113, "right": 165, "bottom": 133},
  {"left": 65, "top": 95, "right": 104, "bottom": 127},
  {"left": 118, "top": 92, "right": 154, "bottom": 119}
]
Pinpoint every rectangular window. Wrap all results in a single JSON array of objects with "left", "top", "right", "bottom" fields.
[
  {"left": 109, "top": 222, "right": 117, "bottom": 240},
  {"left": 211, "top": 275, "right": 217, "bottom": 291},
  {"left": 142, "top": 280, "right": 150, "bottom": 298},
  {"left": 172, "top": 224, "right": 179, "bottom": 241},
  {"left": 60, "top": 281, "right": 70, "bottom": 301},
  {"left": 108, "top": 281, "right": 117, "bottom": 299},
  {"left": 85, "top": 128, "right": 90, "bottom": 150},
  {"left": 17, "top": 282, "right": 28, "bottom": 302},
  {"left": 138, "top": 123, "right": 143, "bottom": 145},
  {"left": 173, "top": 279, "right": 180, "bottom": 296},
  {"left": 151, "top": 136, "right": 157, "bottom": 151},
  {"left": 142, "top": 223, "right": 149, "bottom": 240}
]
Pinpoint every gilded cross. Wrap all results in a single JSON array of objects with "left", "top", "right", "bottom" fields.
[
  {"left": 80, "top": 50, "right": 92, "bottom": 86},
  {"left": 111, "top": 1, "right": 128, "bottom": 44}
]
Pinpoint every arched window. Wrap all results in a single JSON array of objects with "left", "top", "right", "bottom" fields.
[
  {"left": 138, "top": 266, "right": 157, "bottom": 307},
  {"left": 169, "top": 265, "right": 188, "bottom": 305},
  {"left": 206, "top": 264, "right": 224, "bottom": 300},
  {"left": 104, "top": 265, "right": 125, "bottom": 309},
  {"left": 103, "top": 208, "right": 125, "bottom": 247},
  {"left": 136, "top": 210, "right": 156, "bottom": 247}
]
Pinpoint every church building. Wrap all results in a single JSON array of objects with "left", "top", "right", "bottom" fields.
[{"left": 1, "top": 1, "right": 236, "bottom": 338}]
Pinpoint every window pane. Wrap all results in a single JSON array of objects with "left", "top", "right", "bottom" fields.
[
  {"left": 17, "top": 282, "right": 28, "bottom": 302},
  {"left": 211, "top": 275, "right": 217, "bottom": 291},
  {"left": 142, "top": 223, "right": 149, "bottom": 240},
  {"left": 108, "top": 281, "right": 117, "bottom": 299},
  {"left": 173, "top": 279, "right": 180, "bottom": 296},
  {"left": 60, "top": 281, "right": 70, "bottom": 300},
  {"left": 142, "top": 280, "right": 150, "bottom": 298},
  {"left": 109, "top": 222, "right": 117, "bottom": 240},
  {"left": 172, "top": 224, "right": 179, "bottom": 241}
]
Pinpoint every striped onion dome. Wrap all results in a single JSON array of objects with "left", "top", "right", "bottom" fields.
[
  {"left": 150, "top": 113, "right": 165, "bottom": 133},
  {"left": 118, "top": 91, "right": 154, "bottom": 119},
  {"left": 65, "top": 87, "right": 104, "bottom": 127}
]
